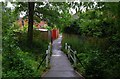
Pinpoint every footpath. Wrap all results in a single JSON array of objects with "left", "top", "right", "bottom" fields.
[{"left": 42, "top": 35, "right": 84, "bottom": 79}]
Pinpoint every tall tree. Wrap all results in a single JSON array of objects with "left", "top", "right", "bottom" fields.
[{"left": 28, "top": 2, "right": 34, "bottom": 47}]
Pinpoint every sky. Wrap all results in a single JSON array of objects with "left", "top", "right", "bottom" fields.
[
  {"left": 6, "top": 2, "right": 14, "bottom": 9},
  {"left": 6, "top": 2, "right": 27, "bottom": 17}
]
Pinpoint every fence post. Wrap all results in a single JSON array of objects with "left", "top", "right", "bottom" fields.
[
  {"left": 48, "top": 45, "right": 51, "bottom": 60},
  {"left": 74, "top": 51, "right": 77, "bottom": 66},
  {"left": 46, "top": 50, "right": 48, "bottom": 67},
  {"left": 65, "top": 43, "right": 67, "bottom": 50},
  {"left": 68, "top": 46, "right": 70, "bottom": 59}
]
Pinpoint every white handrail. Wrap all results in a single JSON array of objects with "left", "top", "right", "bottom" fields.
[
  {"left": 70, "top": 54, "right": 74, "bottom": 61},
  {"left": 65, "top": 43, "right": 77, "bottom": 66},
  {"left": 69, "top": 48, "right": 74, "bottom": 53},
  {"left": 74, "top": 51, "right": 77, "bottom": 66},
  {"left": 48, "top": 45, "right": 51, "bottom": 60},
  {"left": 46, "top": 50, "right": 49, "bottom": 67},
  {"left": 46, "top": 43, "right": 51, "bottom": 67},
  {"left": 65, "top": 43, "right": 67, "bottom": 50}
]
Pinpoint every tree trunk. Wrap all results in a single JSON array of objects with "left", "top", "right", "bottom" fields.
[{"left": 28, "top": 2, "right": 34, "bottom": 47}]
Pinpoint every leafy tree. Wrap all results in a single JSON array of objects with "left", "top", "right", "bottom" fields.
[
  {"left": 2, "top": 2, "right": 49, "bottom": 77},
  {"left": 14, "top": 2, "right": 72, "bottom": 43},
  {"left": 62, "top": 2, "right": 120, "bottom": 79}
]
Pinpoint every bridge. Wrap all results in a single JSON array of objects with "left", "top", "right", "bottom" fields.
[{"left": 39, "top": 34, "right": 84, "bottom": 79}]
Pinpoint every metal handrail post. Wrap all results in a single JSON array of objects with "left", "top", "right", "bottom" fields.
[
  {"left": 46, "top": 50, "right": 49, "bottom": 67},
  {"left": 74, "top": 51, "right": 77, "bottom": 66},
  {"left": 65, "top": 43, "right": 67, "bottom": 50},
  {"left": 68, "top": 46, "right": 70, "bottom": 59},
  {"left": 48, "top": 45, "right": 51, "bottom": 60}
]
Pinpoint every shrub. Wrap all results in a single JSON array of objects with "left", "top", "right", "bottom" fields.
[{"left": 62, "top": 33, "right": 120, "bottom": 79}]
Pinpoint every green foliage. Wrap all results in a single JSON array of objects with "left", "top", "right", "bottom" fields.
[
  {"left": 2, "top": 3, "right": 48, "bottom": 78},
  {"left": 3, "top": 49, "right": 39, "bottom": 77},
  {"left": 2, "top": 23, "right": 47, "bottom": 77},
  {"left": 63, "top": 2, "right": 120, "bottom": 38},
  {"left": 14, "top": 2, "right": 72, "bottom": 31},
  {"left": 2, "top": 2, "right": 120, "bottom": 79},
  {"left": 62, "top": 3, "right": 120, "bottom": 79},
  {"left": 23, "top": 25, "right": 28, "bottom": 32},
  {"left": 62, "top": 33, "right": 120, "bottom": 79}
]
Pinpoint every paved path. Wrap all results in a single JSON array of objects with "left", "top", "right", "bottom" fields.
[{"left": 42, "top": 35, "right": 84, "bottom": 79}]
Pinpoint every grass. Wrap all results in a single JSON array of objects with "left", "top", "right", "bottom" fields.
[{"left": 62, "top": 33, "right": 110, "bottom": 78}]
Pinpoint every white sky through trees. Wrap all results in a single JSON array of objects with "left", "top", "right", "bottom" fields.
[
  {"left": 6, "top": 2, "right": 80, "bottom": 18},
  {"left": 6, "top": 1, "right": 98, "bottom": 18}
]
